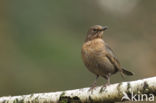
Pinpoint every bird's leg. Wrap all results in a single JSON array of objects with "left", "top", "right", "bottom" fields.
[
  {"left": 99, "top": 74, "right": 111, "bottom": 92},
  {"left": 89, "top": 75, "right": 99, "bottom": 91},
  {"left": 103, "top": 73, "right": 111, "bottom": 87}
]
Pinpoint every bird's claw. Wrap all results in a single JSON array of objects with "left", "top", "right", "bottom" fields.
[
  {"left": 88, "top": 83, "right": 96, "bottom": 92},
  {"left": 100, "top": 83, "right": 109, "bottom": 93}
]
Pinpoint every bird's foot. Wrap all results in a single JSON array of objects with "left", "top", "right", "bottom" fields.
[
  {"left": 88, "top": 83, "right": 97, "bottom": 92},
  {"left": 103, "top": 82, "right": 109, "bottom": 88},
  {"left": 100, "top": 83, "right": 110, "bottom": 93}
]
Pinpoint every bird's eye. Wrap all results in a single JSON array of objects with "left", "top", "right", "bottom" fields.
[{"left": 93, "top": 29, "right": 97, "bottom": 32}]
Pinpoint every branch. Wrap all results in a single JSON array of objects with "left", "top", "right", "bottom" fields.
[{"left": 0, "top": 77, "right": 156, "bottom": 103}]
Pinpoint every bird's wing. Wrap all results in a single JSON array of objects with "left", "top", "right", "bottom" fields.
[{"left": 105, "top": 44, "right": 122, "bottom": 72}]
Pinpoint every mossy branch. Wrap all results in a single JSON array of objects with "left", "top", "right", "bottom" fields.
[{"left": 0, "top": 77, "right": 156, "bottom": 103}]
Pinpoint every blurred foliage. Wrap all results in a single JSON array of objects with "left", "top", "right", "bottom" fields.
[{"left": 0, "top": 0, "right": 156, "bottom": 96}]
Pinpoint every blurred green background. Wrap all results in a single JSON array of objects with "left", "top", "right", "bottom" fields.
[{"left": 0, "top": 0, "right": 156, "bottom": 96}]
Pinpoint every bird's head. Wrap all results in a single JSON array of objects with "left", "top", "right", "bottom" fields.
[{"left": 85, "top": 25, "right": 108, "bottom": 42}]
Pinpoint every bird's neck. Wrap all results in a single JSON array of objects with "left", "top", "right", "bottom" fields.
[
  {"left": 84, "top": 38, "right": 104, "bottom": 45},
  {"left": 85, "top": 36, "right": 103, "bottom": 43}
]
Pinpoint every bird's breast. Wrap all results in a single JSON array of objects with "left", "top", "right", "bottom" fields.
[{"left": 81, "top": 39, "right": 106, "bottom": 66}]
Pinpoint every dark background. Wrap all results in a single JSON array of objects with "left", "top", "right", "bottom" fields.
[{"left": 0, "top": 0, "right": 156, "bottom": 96}]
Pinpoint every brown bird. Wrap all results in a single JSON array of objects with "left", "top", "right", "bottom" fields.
[{"left": 81, "top": 25, "right": 133, "bottom": 90}]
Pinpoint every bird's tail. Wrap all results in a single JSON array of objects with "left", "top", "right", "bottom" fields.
[
  {"left": 122, "top": 68, "right": 134, "bottom": 76},
  {"left": 120, "top": 68, "right": 134, "bottom": 78}
]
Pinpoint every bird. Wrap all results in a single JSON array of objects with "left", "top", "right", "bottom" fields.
[{"left": 81, "top": 25, "right": 133, "bottom": 90}]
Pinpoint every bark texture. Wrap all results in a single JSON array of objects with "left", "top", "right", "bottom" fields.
[{"left": 0, "top": 77, "right": 156, "bottom": 103}]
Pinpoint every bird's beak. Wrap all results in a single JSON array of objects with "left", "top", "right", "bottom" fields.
[{"left": 102, "top": 26, "right": 108, "bottom": 31}]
